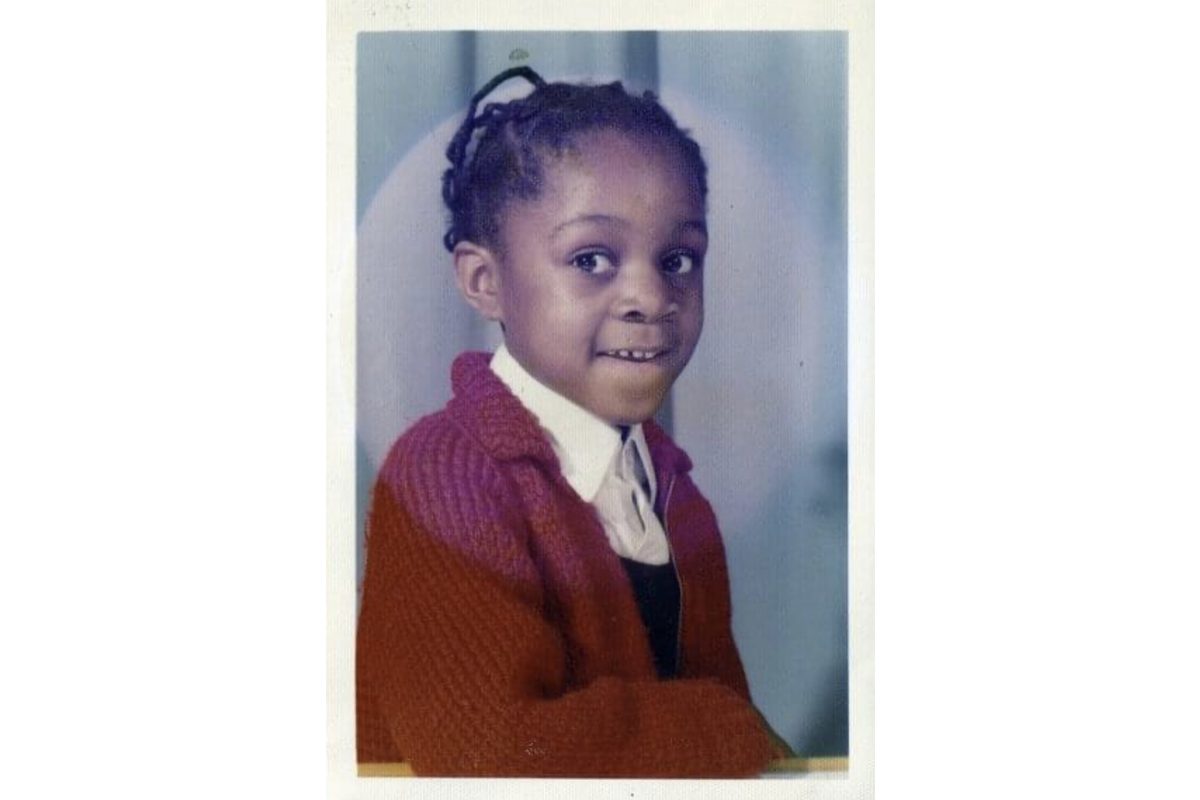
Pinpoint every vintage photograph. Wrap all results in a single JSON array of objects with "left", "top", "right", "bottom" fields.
[{"left": 349, "top": 29, "right": 853, "bottom": 779}]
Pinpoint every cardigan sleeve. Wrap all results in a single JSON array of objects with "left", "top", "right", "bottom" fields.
[{"left": 356, "top": 435, "right": 774, "bottom": 778}]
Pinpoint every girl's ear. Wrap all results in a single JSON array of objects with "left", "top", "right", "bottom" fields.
[{"left": 452, "top": 241, "right": 504, "bottom": 321}]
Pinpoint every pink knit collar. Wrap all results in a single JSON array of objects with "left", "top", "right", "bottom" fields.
[{"left": 447, "top": 351, "right": 692, "bottom": 479}]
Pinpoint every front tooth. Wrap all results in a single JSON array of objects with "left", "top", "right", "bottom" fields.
[
  {"left": 619, "top": 350, "right": 631, "bottom": 358},
  {"left": 633, "top": 350, "right": 646, "bottom": 360}
]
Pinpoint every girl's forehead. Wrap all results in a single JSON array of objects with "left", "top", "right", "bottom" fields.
[
  {"left": 505, "top": 143, "right": 706, "bottom": 244},
  {"left": 548, "top": 130, "right": 703, "bottom": 195},
  {"left": 561, "top": 128, "right": 682, "bottom": 164},
  {"left": 491, "top": 129, "right": 706, "bottom": 250}
]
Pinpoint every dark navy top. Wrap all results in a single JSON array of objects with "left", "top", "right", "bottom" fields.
[{"left": 618, "top": 557, "right": 681, "bottom": 679}]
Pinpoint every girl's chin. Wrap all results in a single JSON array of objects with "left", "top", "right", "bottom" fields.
[{"left": 591, "top": 389, "right": 671, "bottom": 427}]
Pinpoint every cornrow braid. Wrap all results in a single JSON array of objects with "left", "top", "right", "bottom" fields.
[
  {"left": 441, "top": 67, "right": 546, "bottom": 252},
  {"left": 440, "top": 67, "right": 708, "bottom": 253}
]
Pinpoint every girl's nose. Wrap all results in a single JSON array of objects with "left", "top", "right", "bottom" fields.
[{"left": 614, "top": 262, "right": 673, "bottom": 322}]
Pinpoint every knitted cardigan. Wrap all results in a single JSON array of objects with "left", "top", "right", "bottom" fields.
[{"left": 355, "top": 352, "right": 773, "bottom": 777}]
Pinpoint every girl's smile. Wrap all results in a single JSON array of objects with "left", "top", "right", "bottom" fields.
[{"left": 473, "top": 130, "right": 707, "bottom": 425}]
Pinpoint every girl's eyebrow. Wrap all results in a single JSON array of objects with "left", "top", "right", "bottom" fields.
[
  {"left": 551, "top": 214, "right": 628, "bottom": 237},
  {"left": 551, "top": 214, "right": 709, "bottom": 239}
]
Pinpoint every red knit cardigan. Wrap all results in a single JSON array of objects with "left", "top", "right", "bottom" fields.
[{"left": 356, "top": 352, "right": 773, "bottom": 777}]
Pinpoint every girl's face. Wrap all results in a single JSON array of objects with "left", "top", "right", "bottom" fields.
[{"left": 494, "top": 130, "right": 706, "bottom": 426}]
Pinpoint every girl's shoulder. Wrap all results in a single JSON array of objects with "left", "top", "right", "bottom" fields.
[
  {"left": 377, "top": 406, "right": 492, "bottom": 490},
  {"left": 380, "top": 351, "right": 559, "bottom": 476},
  {"left": 370, "top": 405, "right": 542, "bottom": 585}
]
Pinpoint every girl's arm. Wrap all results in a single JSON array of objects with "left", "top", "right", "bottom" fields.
[{"left": 356, "top": 463, "right": 774, "bottom": 777}]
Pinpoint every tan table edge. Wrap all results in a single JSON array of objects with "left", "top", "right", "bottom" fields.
[{"left": 358, "top": 756, "right": 849, "bottom": 777}]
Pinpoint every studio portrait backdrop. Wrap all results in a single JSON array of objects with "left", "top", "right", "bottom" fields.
[{"left": 355, "top": 30, "right": 848, "bottom": 758}]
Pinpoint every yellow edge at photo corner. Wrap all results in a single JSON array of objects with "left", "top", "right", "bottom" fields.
[{"left": 357, "top": 757, "right": 850, "bottom": 777}]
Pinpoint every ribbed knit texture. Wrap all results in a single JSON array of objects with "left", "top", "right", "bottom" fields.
[{"left": 356, "top": 352, "right": 773, "bottom": 777}]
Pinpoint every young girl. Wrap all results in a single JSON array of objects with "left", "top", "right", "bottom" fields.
[{"left": 356, "top": 66, "right": 782, "bottom": 777}]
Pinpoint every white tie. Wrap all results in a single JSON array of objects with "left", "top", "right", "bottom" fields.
[{"left": 593, "top": 435, "right": 670, "bottom": 565}]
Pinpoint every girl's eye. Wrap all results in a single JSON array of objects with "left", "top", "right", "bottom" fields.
[
  {"left": 570, "top": 251, "right": 616, "bottom": 274},
  {"left": 662, "top": 251, "right": 701, "bottom": 275}
]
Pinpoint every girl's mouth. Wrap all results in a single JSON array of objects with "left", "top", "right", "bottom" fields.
[{"left": 598, "top": 348, "right": 670, "bottom": 363}]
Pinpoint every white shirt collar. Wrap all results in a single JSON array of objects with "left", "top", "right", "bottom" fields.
[{"left": 490, "top": 344, "right": 656, "bottom": 504}]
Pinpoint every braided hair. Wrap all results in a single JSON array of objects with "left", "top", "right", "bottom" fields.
[{"left": 441, "top": 66, "right": 709, "bottom": 253}]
